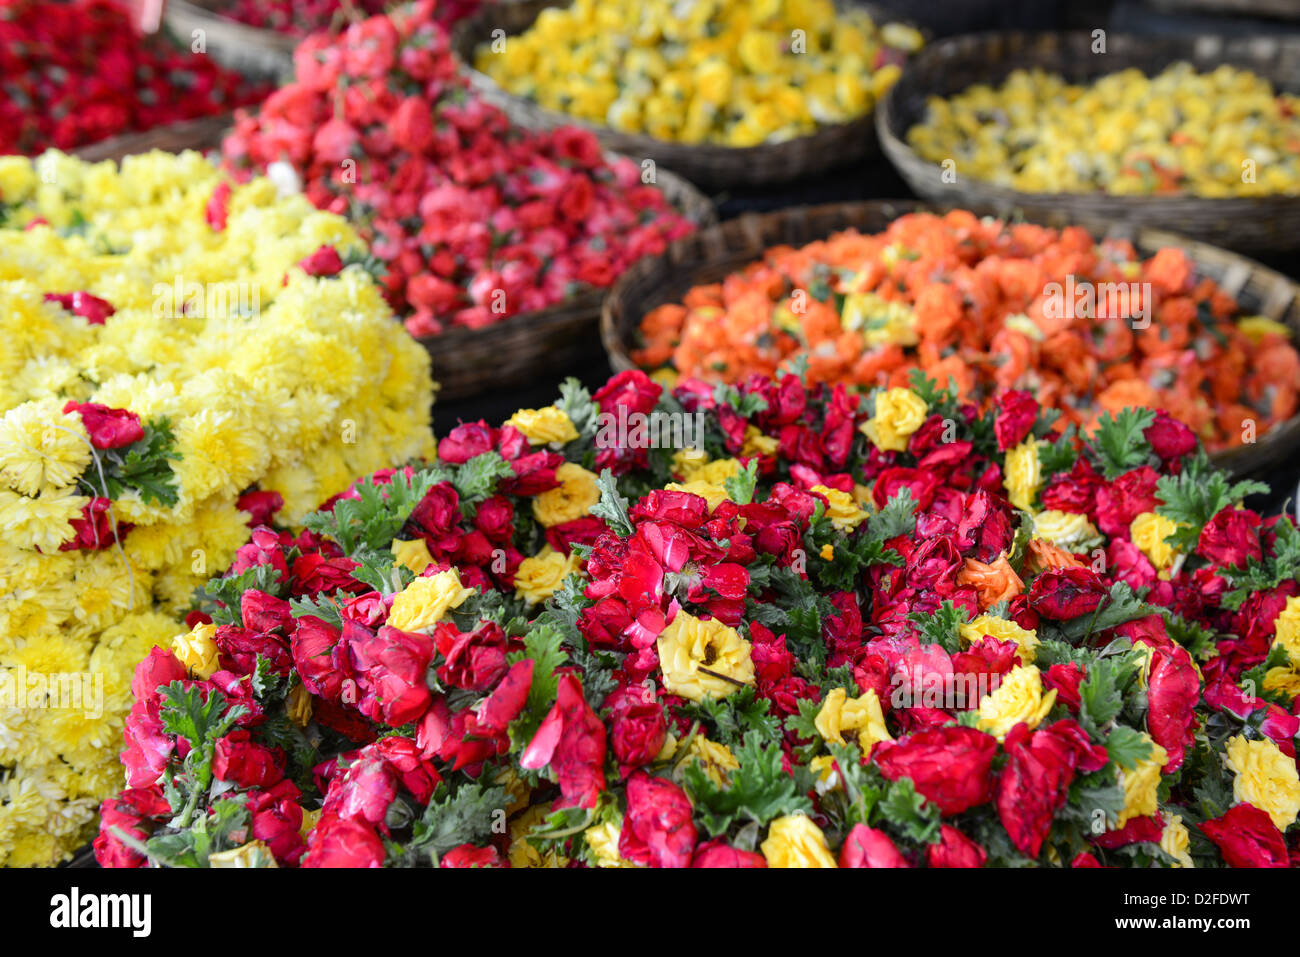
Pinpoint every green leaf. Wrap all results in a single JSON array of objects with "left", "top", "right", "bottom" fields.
[
  {"left": 1105, "top": 725, "right": 1154, "bottom": 771},
  {"left": 197, "top": 563, "right": 287, "bottom": 627},
  {"left": 712, "top": 382, "right": 769, "bottom": 418},
  {"left": 678, "top": 687, "right": 781, "bottom": 749},
  {"left": 302, "top": 468, "right": 439, "bottom": 554},
  {"left": 1091, "top": 408, "right": 1156, "bottom": 480},
  {"left": 723, "top": 458, "right": 759, "bottom": 506},
  {"left": 557, "top": 377, "right": 600, "bottom": 439},
  {"left": 451, "top": 452, "right": 516, "bottom": 507},
  {"left": 506, "top": 624, "right": 569, "bottom": 750},
  {"left": 86, "top": 416, "right": 182, "bottom": 507},
  {"left": 877, "top": 777, "right": 941, "bottom": 844},
  {"left": 682, "top": 730, "right": 813, "bottom": 837},
  {"left": 288, "top": 590, "right": 352, "bottom": 630},
  {"left": 1155, "top": 452, "right": 1268, "bottom": 553},
  {"left": 589, "top": 468, "right": 634, "bottom": 537},
  {"left": 908, "top": 600, "right": 968, "bottom": 655},
  {"left": 866, "top": 487, "right": 917, "bottom": 542},
  {"left": 407, "top": 783, "right": 509, "bottom": 860}
]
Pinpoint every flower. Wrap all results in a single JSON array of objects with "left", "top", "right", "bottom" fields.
[
  {"left": 0, "top": 399, "right": 91, "bottom": 496},
  {"left": 505, "top": 407, "right": 579, "bottom": 446},
  {"left": 814, "top": 687, "right": 892, "bottom": 753},
  {"left": 809, "top": 484, "right": 869, "bottom": 532},
  {"left": 761, "top": 814, "right": 837, "bottom": 868},
  {"left": 1117, "top": 739, "right": 1168, "bottom": 826},
  {"left": 1160, "top": 814, "right": 1193, "bottom": 868},
  {"left": 171, "top": 622, "right": 220, "bottom": 679},
  {"left": 976, "top": 665, "right": 1057, "bottom": 741},
  {"left": 959, "top": 615, "right": 1038, "bottom": 665},
  {"left": 391, "top": 538, "right": 434, "bottom": 575},
  {"left": 655, "top": 610, "right": 755, "bottom": 702},
  {"left": 1224, "top": 735, "right": 1300, "bottom": 830},
  {"left": 585, "top": 819, "right": 640, "bottom": 868},
  {"left": 1199, "top": 803, "right": 1289, "bottom": 868},
  {"left": 862, "top": 388, "right": 928, "bottom": 453},
  {"left": 1130, "top": 511, "right": 1180, "bottom": 571},
  {"left": 532, "top": 463, "right": 601, "bottom": 528},
  {"left": 387, "top": 569, "right": 476, "bottom": 634},
  {"left": 1032, "top": 510, "right": 1100, "bottom": 550},
  {"left": 514, "top": 547, "right": 582, "bottom": 605},
  {"left": 1272, "top": 595, "right": 1300, "bottom": 661},
  {"left": 1003, "top": 440, "right": 1042, "bottom": 512}
]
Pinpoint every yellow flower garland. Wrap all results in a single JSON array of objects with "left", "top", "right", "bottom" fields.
[{"left": 0, "top": 150, "right": 436, "bottom": 866}]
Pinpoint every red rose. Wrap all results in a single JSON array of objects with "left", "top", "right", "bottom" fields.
[
  {"left": 206, "top": 181, "right": 232, "bottom": 231},
  {"left": 93, "top": 786, "right": 171, "bottom": 868},
  {"left": 926, "top": 825, "right": 987, "bottom": 868},
  {"left": 62, "top": 401, "right": 144, "bottom": 449},
  {"left": 691, "top": 839, "right": 767, "bottom": 867},
  {"left": 994, "top": 390, "right": 1038, "bottom": 451},
  {"left": 370, "top": 735, "right": 441, "bottom": 804},
  {"left": 440, "top": 844, "right": 505, "bottom": 868},
  {"left": 1197, "top": 507, "right": 1263, "bottom": 568},
  {"left": 296, "top": 244, "right": 345, "bottom": 278},
  {"left": 1028, "top": 566, "right": 1109, "bottom": 619},
  {"left": 1094, "top": 466, "right": 1160, "bottom": 538},
  {"left": 994, "top": 722, "right": 1076, "bottom": 858},
  {"left": 213, "top": 730, "right": 284, "bottom": 789},
  {"left": 619, "top": 772, "right": 697, "bottom": 868},
  {"left": 1091, "top": 814, "right": 1164, "bottom": 849},
  {"left": 1200, "top": 804, "right": 1289, "bottom": 868},
  {"left": 302, "top": 816, "right": 385, "bottom": 868},
  {"left": 236, "top": 489, "right": 284, "bottom": 525},
  {"left": 392, "top": 95, "right": 436, "bottom": 153},
  {"left": 216, "top": 624, "right": 293, "bottom": 677},
  {"left": 840, "top": 825, "right": 911, "bottom": 868},
  {"left": 608, "top": 688, "right": 667, "bottom": 776},
  {"left": 291, "top": 552, "right": 361, "bottom": 596},
  {"left": 59, "top": 496, "right": 131, "bottom": 551},
  {"left": 520, "top": 673, "right": 606, "bottom": 809},
  {"left": 240, "top": 588, "right": 294, "bottom": 634},
  {"left": 438, "top": 421, "right": 499, "bottom": 464},
  {"left": 45, "top": 291, "right": 115, "bottom": 325},
  {"left": 594, "top": 369, "right": 662, "bottom": 417},
  {"left": 475, "top": 660, "right": 534, "bottom": 735},
  {"left": 473, "top": 494, "right": 515, "bottom": 543},
  {"left": 1041, "top": 662, "right": 1086, "bottom": 712},
  {"left": 433, "top": 620, "right": 508, "bottom": 691},
  {"left": 1145, "top": 643, "right": 1200, "bottom": 774},
  {"left": 347, "top": 624, "right": 436, "bottom": 726},
  {"left": 131, "top": 647, "right": 188, "bottom": 702},
  {"left": 872, "top": 725, "right": 998, "bottom": 816},
  {"left": 1144, "top": 410, "right": 1197, "bottom": 461},
  {"left": 292, "top": 616, "right": 344, "bottom": 700}
]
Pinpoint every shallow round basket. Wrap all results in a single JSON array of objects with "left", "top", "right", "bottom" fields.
[
  {"left": 601, "top": 200, "right": 1300, "bottom": 479},
  {"left": 1148, "top": 0, "right": 1300, "bottom": 18},
  {"left": 70, "top": 113, "right": 231, "bottom": 163},
  {"left": 424, "top": 162, "right": 715, "bottom": 400},
  {"left": 876, "top": 31, "right": 1300, "bottom": 254},
  {"left": 452, "top": 0, "right": 916, "bottom": 190},
  {"left": 161, "top": 0, "right": 296, "bottom": 81}
]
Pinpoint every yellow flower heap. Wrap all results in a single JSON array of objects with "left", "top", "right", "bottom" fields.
[
  {"left": 908, "top": 62, "right": 1300, "bottom": 197},
  {"left": 476, "top": 0, "right": 922, "bottom": 147},
  {"left": 0, "top": 150, "right": 435, "bottom": 866}
]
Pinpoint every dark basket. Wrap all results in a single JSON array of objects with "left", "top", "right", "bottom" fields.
[
  {"left": 876, "top": 31, "right": 1300, "bottom": 254},
  {"left": 451, "top": 0, "right": 920, "bottom": 190},
  {"left": 601, "top": 200, "right": 1300, "bottom": 479}
]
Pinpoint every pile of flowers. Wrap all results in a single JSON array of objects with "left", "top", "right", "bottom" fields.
[
  {"left": 98, "top": 367, "right": 1300, "bottom": 867},
  {"left": 0, "top": 0, "right": 270, "bottom": 156},
  {"left": 634, "top": 209, "right": 1299, "bottom": 453},
  {"left": 221, "top": 1, "right": 696, "bottom": 336},
  {"left": 0, "top": 149, "right": 435, "bottom": 866},
  {"left": 907, "top": 63, "right": 1300, "bottom": 197},
  {"left": 211, "top": 0, "right": 479, "bottom": 38},
  {"left": 475, "top": 0, "right": 922, "bottom": 146}
]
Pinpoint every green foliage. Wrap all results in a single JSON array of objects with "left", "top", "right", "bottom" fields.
[
  {"left": 198, "top": 563, "right": 287, "bottom": 627},
  {"left": 1092, "top": 408, "right": 1155, "bottom": 479},
  {"left": 589, "top": 467, "right": 634, "bottom": 537},
  {"left": 679, "top": 687, "right": 781, "bottom": 749},
  {"left": 683, "top": 731, "right": 814, "bottom": 837},
  {"left": 406, "top": 783, "right": 509, "bottom": 861},
  {"left": 302, "top": 469, "right": 438, "bottom": 554}
]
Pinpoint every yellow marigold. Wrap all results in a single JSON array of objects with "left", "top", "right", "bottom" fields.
[
  {"left": 960, "top": 614, "right": 1039, "bottom": 665},
  {"left": 391, "top": 538, "right": 433, "bottom": 575},
  {"left": 861, "top": 387, "right": 928, "bottom": 453},
  {"left": 1130, "top": 511, "right": 1180, "bottom": 571},
  {"left": 656, "top": 609, "right": 755, "bottom": 702},
  {"left": 1003, "top": 440, "right": 1042, "bottom": 512},
  {"left": 976, "top": 664, "right": 1057, "bottom": 741},
  {"left": 386, "top": 568, "right": 476, "bottom": 633},
  {"left": 171, "top": 621, "right": 219, "bottom": 679},
  {"left": 810, "top": 484, "right": 869, "bottom": 532},
  {"left": 761, "top": 814, "right": 837, "bottom": 868},
  {"left": 0, "top": 399, "right": 91, "bottom": 496},
  {"left": 514, "top": 546, "right": 582, "bottom": 605},
  {"left": 505, "top": 406, "right": 579, "bottom": 446},
  {"left": 533, "top": 462, "right": 601, "bottom": 527},
  {"left": 1118, "top": 739, "right": 1168, "bottom": 826},
  {"left": 1225, "top": 735, "right": 1300, "bottom": 830},
  {"left": 814, "top": 687, "right": 893, "bottom": 753}
]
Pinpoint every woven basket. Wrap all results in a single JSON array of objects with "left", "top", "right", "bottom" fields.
[
  {"left": 451, "top": 0, "right": 917, "bottom": 190},
  {"left": 601, "top": 200, "right": 1300, "bottom": 479},
  {"left": 1148, "top": 0, "right": 1300, "bottom": 19},
  {"left": 876, "top": 31, "right": 1300, "bottom": 254},
  {"left": 70, "top": 113, "right": 232, "bottom": 163},
  {"left": 161, "top": 0, "right": 296, "bottom": 81}
]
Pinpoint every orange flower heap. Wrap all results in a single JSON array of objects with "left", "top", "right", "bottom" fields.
[{"left": 635, "top": 210, "right": 1299, "bottom": 451}]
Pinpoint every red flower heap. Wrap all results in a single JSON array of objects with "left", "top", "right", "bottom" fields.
[
  {"left": 221, "top": 1, "right": 694, "bottom": 335},
  {"left": 0, "top": 0, "right": 269, "bottom": 155},
  {"left": 98, "top": 371, "right": 1300, "bottom": 868}
]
